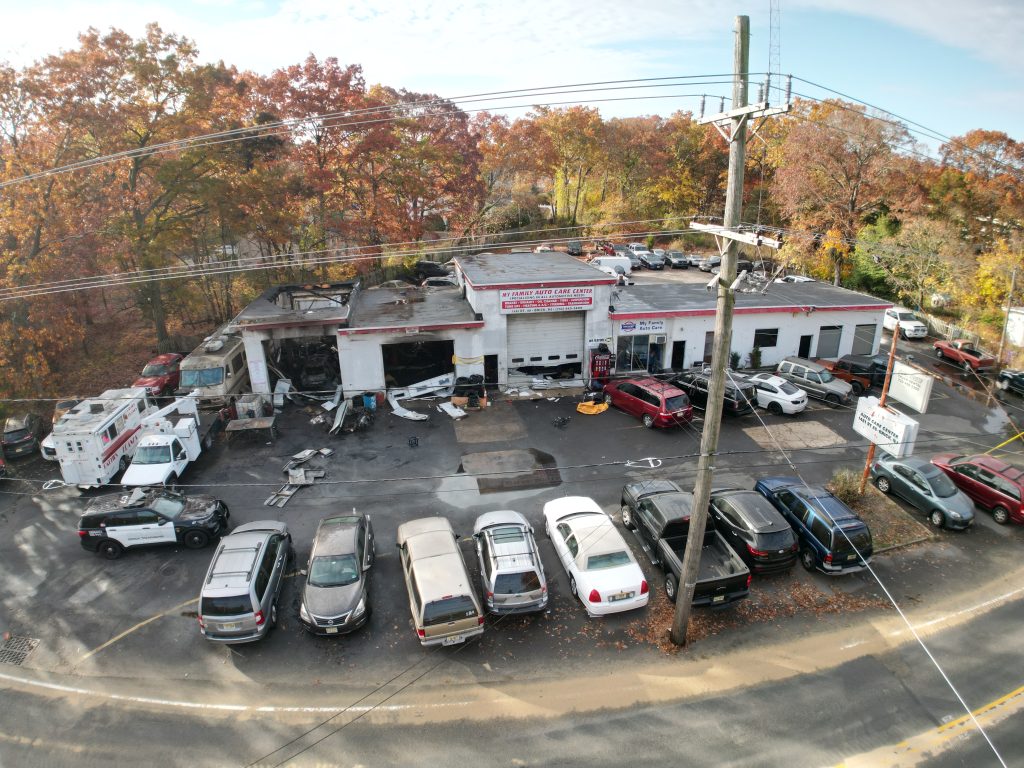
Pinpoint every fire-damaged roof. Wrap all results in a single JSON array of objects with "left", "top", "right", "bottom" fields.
[
  {"left": 232, "top": 282, "right": 358, "bottom": 330},
  {"left": 343, "top": 286, "right": 483, "bottom": 334},
  {"left": 457, "top": 251, "right": 615, "bottom": 288},
  {"left": 609, "top": 282, "right": 891, "bottom": 318}
]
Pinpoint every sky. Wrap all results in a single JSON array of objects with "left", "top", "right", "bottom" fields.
[{"left": 1, "top": 0, "right": 1021, "bottom": 152}]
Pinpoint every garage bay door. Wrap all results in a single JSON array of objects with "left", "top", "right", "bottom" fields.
[
  {"left": 507, "top": 312, "right": 585, "bottom": 371},
  {"left": 851, "top": 324, "right": 876, "bottom": 355},
  {"left": 816, "top": 325, "right": 843, "bottom": 359}
]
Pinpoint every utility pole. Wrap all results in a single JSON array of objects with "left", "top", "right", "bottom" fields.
[
  {"left": 671, "top": 16, "right": 790, "bottom": 646},
  {"left": 996, "top": 265, "right": 1017, "bottom": 368},
  {"left": 858, "top": 323, "right": 900, "bottom": 494}
]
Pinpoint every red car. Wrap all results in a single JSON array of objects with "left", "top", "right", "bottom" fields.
[
  {"left": 930, "top": 453, "right": 1024, "bottom": 525},
  {"left": 602, "top": 378, "right": 693, "bottom": 428},
  {"left": 133, "top": 352, "right": 184, "bottom": 396}
]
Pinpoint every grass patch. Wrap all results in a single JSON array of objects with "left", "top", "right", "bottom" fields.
[{"left": 827, "top": 472, "right": 934, "bottom": 551}]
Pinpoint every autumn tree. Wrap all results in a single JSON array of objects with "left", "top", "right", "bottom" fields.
[
  {"left": 772, "top": 100, "right": 922, "bottom": 284},
  {"left": 532, "top": 106, "right": 604, "bottom": 225}
]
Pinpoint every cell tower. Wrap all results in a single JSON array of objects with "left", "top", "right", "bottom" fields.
[{"left": 769, "top": 0, "right": 781, "bottom": 103}]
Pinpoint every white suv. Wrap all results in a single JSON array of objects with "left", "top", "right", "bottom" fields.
[{"left": 883, "top": 307, "right": 928, "bottom": 339}]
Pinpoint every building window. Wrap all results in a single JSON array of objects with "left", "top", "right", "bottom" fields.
[
  {"left": 753, "top": 328, "right": 779, "bottom": 348},
  {"left": 617, "top": 336, "right": 650, "bottom": 372}
]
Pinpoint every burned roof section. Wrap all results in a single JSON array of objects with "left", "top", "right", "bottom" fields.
[{"left": 232, "top": 282, "right": 359, "bottom": 330}]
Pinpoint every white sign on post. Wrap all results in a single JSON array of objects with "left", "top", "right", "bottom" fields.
[
  {"left": 887, "top": 360, "right": 933, "bottom": 413},
  {"left": 853, "top": 396, "right": 920, "bottom": 458}
]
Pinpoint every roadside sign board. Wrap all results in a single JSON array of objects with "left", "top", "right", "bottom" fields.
[
  {"left": 887, "top": 361, "right": 933, "bottom": 413},
  {"left": 853, "top": 396, "right": 920, "bottom": 458}
]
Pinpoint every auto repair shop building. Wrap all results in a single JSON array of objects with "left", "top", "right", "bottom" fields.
[{"left": 233, "top": 253, "right": 889, "bottom": 398}]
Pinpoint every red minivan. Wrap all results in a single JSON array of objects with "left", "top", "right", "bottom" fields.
[
  {"left": 602, "top": 378, "right": 693, "bottom": 428},
  {"left": 930, "top": 453, "right": 1024, "bottom": 525}
]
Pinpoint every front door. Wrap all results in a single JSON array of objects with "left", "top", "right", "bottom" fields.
[
  {"left": 671, "top": 340, "right": 686, "bottom": 370},
  {"left": 798, "top": 335, "right": 813, "bottom": 358}
]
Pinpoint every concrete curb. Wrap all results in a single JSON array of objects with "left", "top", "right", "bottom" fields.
[{"left": 875, "top": 533, "right": 934, "bottom": 556}]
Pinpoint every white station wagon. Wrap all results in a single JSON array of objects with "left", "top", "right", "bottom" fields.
[{"left": 543, "top": 496, "right": 649, "bottom": 617}]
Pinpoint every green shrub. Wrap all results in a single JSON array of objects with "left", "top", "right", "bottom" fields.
[
  {"left": 748, "top": 346, "right": 762, "bottom": 369},
  {"left": 829, "top": 468, "right": 863, "bottom": 504},
  {"left": 729, "top": 351, "right": 741, "bottom": 370}
]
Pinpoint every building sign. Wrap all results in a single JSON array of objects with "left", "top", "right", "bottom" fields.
[
  {"left": 499, "top": 286, "right": 595, "bottom": 314},
  {"left": 588, "top": 336, "right": 612, "bottom": 349},
  {"left": 887, "top": 360, "right": 933, "bottom": 413},
  {"left": 853, "top": 396, "right": 920, "bottom": 458},
  {"left": 617, "top": 318, "right": 666, "bottom": 336}
]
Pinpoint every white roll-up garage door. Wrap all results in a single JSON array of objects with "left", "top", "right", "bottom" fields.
[{"left": 507, "top": 312, "right": 585, "bottom": 370}]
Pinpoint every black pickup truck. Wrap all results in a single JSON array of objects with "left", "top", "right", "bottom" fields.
[{"left": 621, "top": 479, "right": 751, "bottom": 605}]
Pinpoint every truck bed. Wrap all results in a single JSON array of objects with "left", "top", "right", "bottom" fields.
[{"left": 659, "top": 533, "right": 750, "bottom": 606}]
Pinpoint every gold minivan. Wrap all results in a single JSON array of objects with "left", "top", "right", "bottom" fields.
[{"left": 396, "top": 517, "right": 484, "bottom": 647}]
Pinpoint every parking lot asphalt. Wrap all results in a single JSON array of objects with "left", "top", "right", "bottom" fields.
[{"left": 2, "top": 341, "right": 1023, "bottom": 701}]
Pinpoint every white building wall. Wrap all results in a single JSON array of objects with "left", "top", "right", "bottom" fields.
[
  {"left": 242, "top": 331, "right": 272, "bottom": 395},
  {"left": 612, "top": 309, "right": 885, "bottom": 372}
]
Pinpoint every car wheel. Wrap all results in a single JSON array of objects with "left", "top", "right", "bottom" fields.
[
  {"left": 998, "top": 379, "right": 1010, "bottom": 391},
  {"left": 165, "top": 472, "right": 179, "bottom": 491},
  {"left": 603, "top": 393, "right": 613, "bottom": 405},
  {"left": 767, "top": 401, "right": 783, "bottom": 415},
  {"left": 930, "top": 510, "right": 946, "bottom": 529},
  {"left": 992, "top": 506, "right": 1010, "bottom": 525},
  {"left": 825, "top": 393, "right": 841, "bottom": 408},
  {"left": 269, "top": 604, "right": 278, "bottom": 628},
  {"left": 962, "top": 361, "right": 972, "bottom": 375},
  {"left": 569, "top": 576, "right": 578, "bottom": 597},
  {"left": 642, "top": 414, "right": 655, "bottom": 428},
  {"left": 935, "top": 348, "right": 944, "bottom": 359},
  {"left": 415, "top": 271, "right": 426, "bottom": 282},
  {"left": 98, "top": 540, "right": 123, "bottom": 560},
  {"left": 118, "top": 455, "right": 130, "bottom": 474},
  {"left": 799, "top": 546, "right": 816, "bottom": 572},
  {"left": 621, "top": 504, "right": 634, "bottom": 530},
  {"left": 851, "top": 381, "right": 864, "bottom": 396},
  {"left": 183, "top": 529, "right": 209, "bottom": 549},
  {"left": 665, "top": 574, "right": 678, "bottom": 603},
  {"left": 900, "top": 330, "right": 907, "bottom": 340},
  {"left": 875, "top": 476, "right": 891, "bottom": 494}
]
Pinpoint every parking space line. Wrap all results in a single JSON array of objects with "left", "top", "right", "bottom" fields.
[{"left": 76, "top": 597, "right": 199, "bottom": 665}]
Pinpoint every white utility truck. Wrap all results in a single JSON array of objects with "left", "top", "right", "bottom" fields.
[{"left": 121, "top": 393, "right": 224, "bottom": 487}]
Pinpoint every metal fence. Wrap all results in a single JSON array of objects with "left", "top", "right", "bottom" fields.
[{"left": 920, "top": 311, "right": 981, "bottom": 347}]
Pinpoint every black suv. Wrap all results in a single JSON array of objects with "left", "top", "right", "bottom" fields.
[
  {"left": 566, "top": 240, "right": 583, "bottom": 257},
  {"left": 412, "top": 260, "right": 451, "bottom": 281},
  {"left": 709, "top": 489, "right": 798, "bottom": 574},
  {"left": 78, "top": 488, "right": 230, "bottom": 559},
  {"left": 754, "top": 477, "right": 873, "bottom": 574},
  {"left": 670, "top": 370, "right": 757, "bottom": 415}
]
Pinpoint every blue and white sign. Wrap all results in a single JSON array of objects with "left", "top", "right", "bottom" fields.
[{"left": 617, "top": 318, "right": 665, "bottom": 336}]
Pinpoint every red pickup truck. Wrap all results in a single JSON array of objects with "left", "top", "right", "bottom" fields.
[{"left": 933, "top": 339, "right": 995, "bottom": 373}]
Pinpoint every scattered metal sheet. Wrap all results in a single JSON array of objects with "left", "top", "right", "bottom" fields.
[
  {"left": 321, "top": 386, "right": 344, "bottom": 412},
  {"left": 0, "top": 635, "right": 39, "bottom": 666},
  {"left": 265, "top": 451, "right": 330, "bottom": 506},
  {"left": 390, "top": 373, "right": 456, "bottom": 401},
  {"left": 438, "top": 402, "right": 467, "bottom": 420},
  {"left": 329, "top": 400, "right": 349, "bottom": 435},
  {"left": 318, "top": 447, "right": 334, "bottom": 457},
  {"left": 388, "top": 393, "right": 429, "bottom": 421},
  {"left": 273, "top": 379, "right": 292, "bottom": 408}
]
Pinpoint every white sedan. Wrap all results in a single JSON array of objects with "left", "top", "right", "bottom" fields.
[
  {"left": 747, "top": 373, "right": 808, "bottom": 415},
  {"left": 543, "top": 497, "right": 649, "bottom": 617}
]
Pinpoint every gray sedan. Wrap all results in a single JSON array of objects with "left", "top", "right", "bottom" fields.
[
  {"left": 299, "top": 512, "right": 374, "bottom": 635},
  {"left": 870, "top": 455, "right": 975, "bottom": 530}
]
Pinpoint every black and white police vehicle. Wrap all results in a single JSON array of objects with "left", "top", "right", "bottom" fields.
[{"left": 78, "top": 488, "right": 230, "bottom": 559}]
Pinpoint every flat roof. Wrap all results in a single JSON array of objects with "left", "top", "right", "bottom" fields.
[
  {"left": 233, "top": 283, "right": 357, "bottom": 330},
  {"left": 457, "top": 251, "right": 615, "bottom": 288},
  {"left": 609, "top": 281, "right": 891, "bottom": 318},
  {"left": 344, "top": 286, "right": 482, "bottom": 334}
]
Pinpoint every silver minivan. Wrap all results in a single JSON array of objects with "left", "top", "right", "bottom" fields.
[
  {"left": 473, "top": 510, "right": 548, "bottom": 615},
  {"left": 397, "top": 517, "right": 484, "bottom": 647},
  {"left": 198, "top": 520, "right": 292, "bottom": 644},
  {"left": 775, "top": 356, "right": 852, "bottom": 407}
]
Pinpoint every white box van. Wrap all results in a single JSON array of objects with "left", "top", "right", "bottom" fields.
[{"left": 590, "top": 255, "right": 632, "bottom": 275}]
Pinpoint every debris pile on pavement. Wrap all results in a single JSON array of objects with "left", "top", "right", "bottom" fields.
[{"left": 264, "top": 448, "right": 332, "bottom": 507}]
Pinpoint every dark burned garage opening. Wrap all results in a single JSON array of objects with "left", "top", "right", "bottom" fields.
[
  {"left": 383, "top": 339, "right": 455, "bottom": 388},
  {"left": 279, "top": 336, "right": 340, "bottom": 395}
]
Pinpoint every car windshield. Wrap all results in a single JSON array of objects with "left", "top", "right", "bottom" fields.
[
  {"left": 151, "top": 496, "right": 187, "bottom": 519},
  {"left": 308, "top": 553, "right": 360, "bottom": 588},
  {"left": 423, "top": 595, "right": 477, "bottom": 626},
  {"left": 132, "top": 445, "right": 172, "bottom": 465},
  {"left": 897, "top": 312, "right": 917, "bottom": 322},
  {"left": 665, "top": 394, "right": 689, "bottom": 412},
  {"left": 180, "top": 367, "right": 224, "bottom": 387},
  {"left": 3, "top": 428, "right": 29, "bottom": 442},
  {"left": 925, "top": 469, "right": 959, "bottom": 498},
  {"left": 142, "top": 363, "right": 170, "bottom": 376},
  {"left": 779, "top": 381, "right": 800, "bottom": 395},
  {"left": 585, "top": 550, "right": 632, "bottom": 570},
  {"left": 818, "top": 370, "right": 835, "bottom": 383},
  {"left": 494, "top": 571, "right": 542, "bottom": 594}
]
